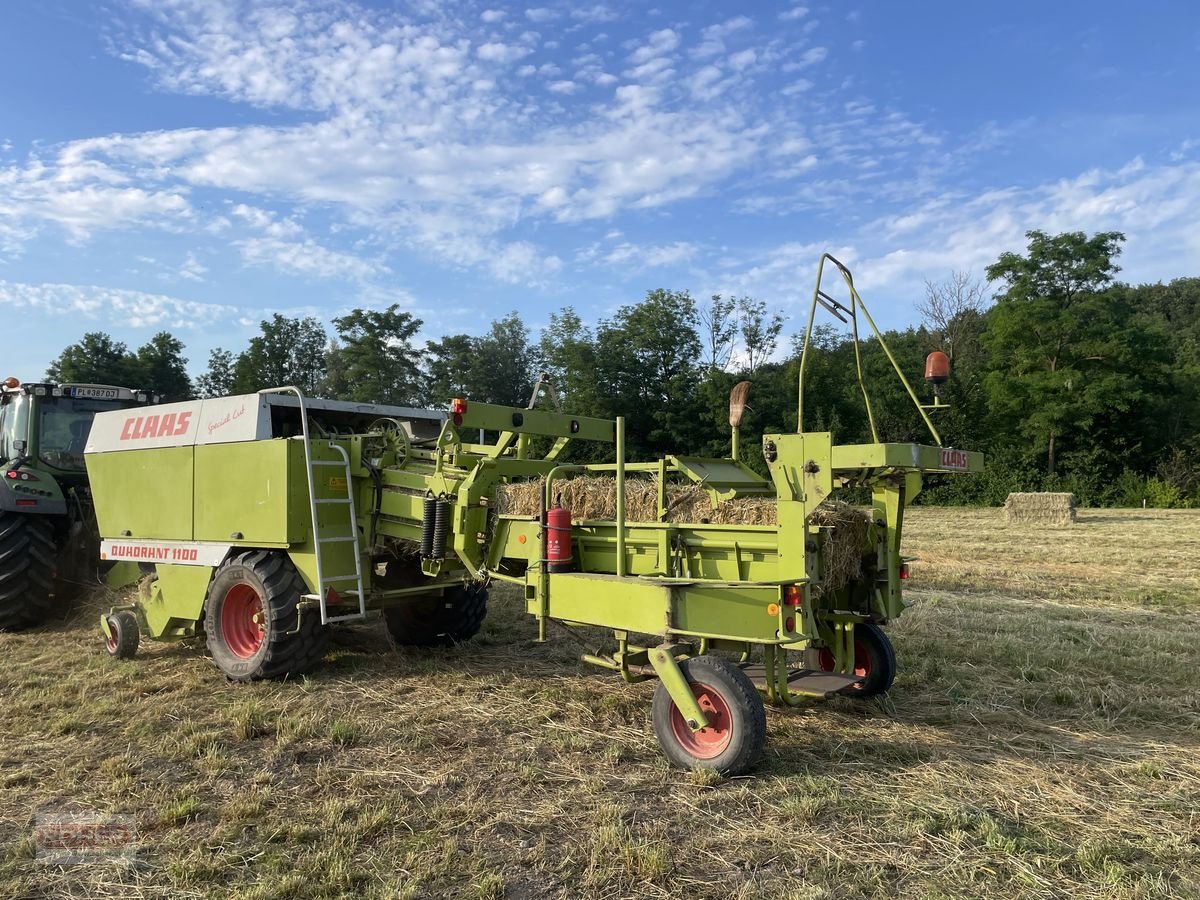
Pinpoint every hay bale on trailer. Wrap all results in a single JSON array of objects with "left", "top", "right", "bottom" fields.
[
  {"left": 495, "top": 477, "right": 871, "bottom": 592},
  {"left": 1003, "top": 492, "right": 1077, "bottom": 525}
]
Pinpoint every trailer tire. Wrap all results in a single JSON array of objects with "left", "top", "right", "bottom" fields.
[
  {"left": 104, "top": 611, "right": 139, "bottom": 659},
  {"left": 204, "top": 551, "right": 329, "bottom": 681},
  {"left": 0, "top": 513, "right": 57, "bottom": 631},
  {"left": 651, "top": 655, "right": 766, "bottom": 776},
  {"left": 383, "top": 583, "right": 487, "bottom": 647},
  {"left": 815, "top": 622, "right": 897, "bottom": 697}
]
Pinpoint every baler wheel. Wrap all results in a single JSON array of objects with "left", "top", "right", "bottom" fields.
[
  {"left": 816, "top": 622, "right": 897, "bottom": 697},
  {"left": 383, "top": 583, "right": 488, "bottom": 647},
  {"left": 204, "top": 551, "right": 330, "bottom": 681},
  {"left": 651, "top": 655, "right": 766, "bottom": 776},
  {"left": 0, "top": 512, "right": 57, "bottom": 631},
  {"left": 104, "top": 611, "right": 139, "bottom": 659}
]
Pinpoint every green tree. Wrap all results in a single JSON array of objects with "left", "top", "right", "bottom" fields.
[
  {"left": 195, "top": 348, "right": 236, "bottom": 398},
  {"left": 135, "top": 332, "right": 192, "bottom": 400},
  {"left": 698, "top": 294, "right": 737, "bottom": 372},
  {"left": 423, "top": 334, "right": 477, "bottom": 405},
  {"left": 331, "top": 305, "right": 423, "bottom": 405},
  {"left": 45, "top": 332, "right": 143, "bottom": 387},
  {"left": 473, "top": 312, "right": 538, "bottom": 407},
  {"left": 595, "top": 289, "right": 705, "bottom": 456},
  {"left": 983, "top": 230, "right": 1157, "bottom": 476},
  {"left": 736, "top": 297, "right": 784, "bottom": 375},
  {"left": 539, "top": 308, "right": 602, "bottom": 414},
  {"left": 231, "top": 315, "right": 328, "bottom": 395}
]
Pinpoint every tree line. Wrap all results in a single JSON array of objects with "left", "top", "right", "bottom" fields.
[{"left": 46, "top": 230, "right": 1200, "bottom": 508}]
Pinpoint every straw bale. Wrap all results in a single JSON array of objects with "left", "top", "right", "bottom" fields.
[
  {"left": 495, "top": 476, "right": 871, "bottom": 592},
  {"left": 1003, "top": 492, "right": 1077, "bottom": 525}
]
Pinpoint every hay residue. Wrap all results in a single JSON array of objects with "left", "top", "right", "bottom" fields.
[
  {"left": 495, "top": 476, "right": 871, "bottom": 593},
  {"left": 1004, "top": 492, "right": 1077, "bottom": 526}
]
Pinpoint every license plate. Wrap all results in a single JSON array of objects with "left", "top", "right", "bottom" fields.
[{"left": 71, "top": 387, "right": 119, "bottom": 400}]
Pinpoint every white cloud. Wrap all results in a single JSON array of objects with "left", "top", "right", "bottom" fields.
[
  {"left": 627, "top": 29, "right": 680, "bottom": 65},
  {"left": 795, "top": 46, "right": 828, "bottom": 68},
  {"left": 603, "top": 241, "right": 697, "bottom": 268},
  {"left": 238, "top": 236, "right": 386, "bottom": 281},
  {"left": 0, "top": 280, "right": 238, "bottom": 329},
  {"left": 477, "top": 42, "right": 533, "bottom": 64},
  {"left": 525, "top": 8, "right": 557, "bottom": 23},
  {"left": 179, "top": 251, "right": 207, "bottom": 282},
  {"left": 480, "top": 9, "right": 506, "bottom": 23},
  {"left": 779, "top": 5, "right": 810, "bottom": 21}
]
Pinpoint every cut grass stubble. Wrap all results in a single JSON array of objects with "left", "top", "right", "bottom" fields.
[{"left": 0, "top": 507, "right": 1197, "bottom": 898}]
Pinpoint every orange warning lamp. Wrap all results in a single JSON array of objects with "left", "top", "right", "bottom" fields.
[{"left": 924, "top": 351, "right": 950, "bottom": 385}]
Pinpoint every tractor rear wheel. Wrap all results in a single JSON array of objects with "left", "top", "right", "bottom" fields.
[
  {"left": 204, "top": 551, "right": 329, "bottom": 681},
  {"left": 104, "top": 611, "right": 139, "bottom": 659},
  {"left": 816, "top": 622, "right": 897, "bottom": 697},
  {"left": 651, "top": 655, "right": 766, "bottom": 776},
  {"left": 0, "top": 513, "right": 57, "bottom": 631},
  {"left": 383, "top": 583, "right": 488, "bottom": 647}
]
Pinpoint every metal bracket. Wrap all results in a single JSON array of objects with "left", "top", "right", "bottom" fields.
[{"left": 649, "top": 647, "right": 709, "bottom": 732}]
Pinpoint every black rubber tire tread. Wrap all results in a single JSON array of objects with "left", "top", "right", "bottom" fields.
[
  {"left": 105, "top": 611, "right": 139, "bottom": 659},
  {"left": 0, "top": 513, "right": 57, "bottom": 631},
  {"left": 204, "top": 550, "right": 330, "bottom": 681},
  {"left": 852, "top": 622, "right": 897, "bottom": 697},
  {"left": 383, "top": 583, "right": 488, "bottom": 647},
  {"left": 651, "top": 654, "right": 767, "bottom": 777}
]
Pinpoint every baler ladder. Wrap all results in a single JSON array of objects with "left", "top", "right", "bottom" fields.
[{"left": 259, "top": 387, "right": 366, "bottom": 625}]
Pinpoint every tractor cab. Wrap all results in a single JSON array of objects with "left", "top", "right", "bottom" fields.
[
  {"left": 0, "top": 377, "right": 158, "bottom": 631},
  {"left": 0, "top": 380, "right": 158, "bottom": 490}
]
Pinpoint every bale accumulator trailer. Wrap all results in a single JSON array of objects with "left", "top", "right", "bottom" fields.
[{"left": 88, "top": 256, "right": 982, "bottom": 774}]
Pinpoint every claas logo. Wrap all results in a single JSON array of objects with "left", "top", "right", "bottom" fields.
[{"left": 120, "top": 412, "right": 192, "bottom": 441}]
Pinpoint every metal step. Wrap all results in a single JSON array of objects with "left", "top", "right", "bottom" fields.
[
  {"left": 740, "top": 664, "right": 864, "bottom": 699},
  {"left": 315, "top": 498, "right": 352, "bottom": 505},
  {"left": 316, "top": 536, "right": 357, "bottom": 543},
  {"left": 311, "top": 460, "right": 345, "bottom": 466},
  {"left": 321, "top": 574, "right": 360, "bottom": 583}
]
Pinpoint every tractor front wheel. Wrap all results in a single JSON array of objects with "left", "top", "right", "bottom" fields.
[
  {"left": 204, "top": 551, "right": 329, "bottom": 681},
  {"left": 816, "top": 622, "right": 897, "bottom": 697},
  {"left": 104, "top": 611, "right": 139, "bottom": 659},
  {"left": 651, "top": 655, "right": 766, "bottom": 776},
  {"left": 383, "top": 583, "right": 488, "bottom": 647},
  {"left": 0, "top": 513, "right": 56, "bottom": 631}
]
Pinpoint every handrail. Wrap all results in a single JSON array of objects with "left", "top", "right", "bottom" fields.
[{"left": 797, "top": 253, "right": 943, "bottom": 446}]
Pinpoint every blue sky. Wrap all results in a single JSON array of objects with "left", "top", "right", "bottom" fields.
[{"left": 1, "top": 0, "right": 1198, "bottom": 381}]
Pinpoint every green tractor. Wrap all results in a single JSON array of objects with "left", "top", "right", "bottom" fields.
[{"left": 0, "top": 377, "right": 157, "bottom": 629}]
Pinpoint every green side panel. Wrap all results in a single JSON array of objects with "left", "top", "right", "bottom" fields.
[
  {"left": 142, "top": 563, "right": 214, "bottom": 639},
  {"left": 194, "top": 440, "right": 305, "bottom": 544},
  {"left": 546, "top": 573, "right": 796, "bottom": 643},
  {"left": 547, "top": 573, "right": 670, "bottom": 635},
  {"left": 87, "top": 447, "right": 194, "bottom": 539},
  {"left": 669, "top": 582, "right": 791, "bottom": 642}
]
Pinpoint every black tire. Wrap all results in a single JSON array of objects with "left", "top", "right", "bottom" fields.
[
  {"left": 104, "top": 611, "right": 139, "bottom": 659},
  {"left": 651, "top": 655, "right": 766, "bottom": 776},
  {"left": 814, "top": 622, "right": 897, "bottom": 697},
  {"left": 0, "top": 513, "right": 57, "bottom": 631},
  {"left": 383, "top": 583, "right": 488, "bottom": 647},
  {"left": 204, "top": 551, "right": 330, "bottom": 681}
]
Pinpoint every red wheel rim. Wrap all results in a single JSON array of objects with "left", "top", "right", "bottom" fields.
[
  {"left": 669, "top": 681, "right": 733, "bottom": 760},
  {"left": 105, "top": 620, "right": 117, "bottom": 653},
  {"left": 818, "top": 638, "right": 870, "bottom": 689},
  {"left": 221, "top": 583, "right": 265, "bottom": 658}
]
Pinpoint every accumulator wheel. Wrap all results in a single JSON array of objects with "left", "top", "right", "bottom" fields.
[
  {"left": 816, "top": 622, "right": 897, "bottom": 697},
  {"left": 104, "top": 611, "right": 139, "bottom": 659},
  {"left": 0, "top": 513, "right": 56, "bottom": 631},
  {"left": 383, "top": 583, "right": 488, "bottom": 647},
  {"left": 204, "top": 551, "right": 330, "bottom": 681},
  {"left": 651, "top": 655, "right": 766, "bottom": 776}
]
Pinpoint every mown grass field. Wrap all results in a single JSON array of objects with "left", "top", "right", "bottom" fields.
[{"left": 2, "top": 508, "right": 1198, "bottom": 899}]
